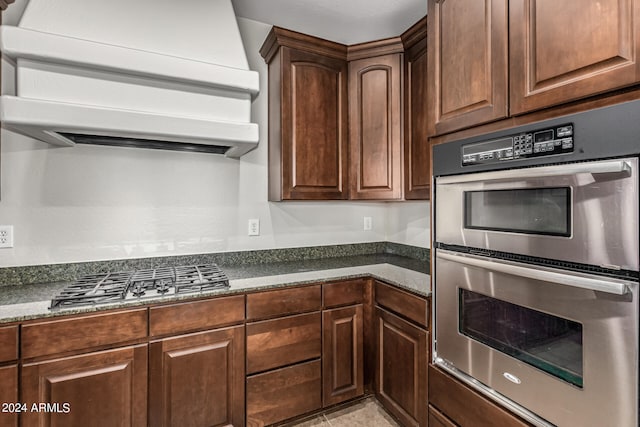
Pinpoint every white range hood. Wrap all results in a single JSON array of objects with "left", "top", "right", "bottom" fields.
[{"left": 0, "top": 0, "right": 260, "bottom": 158}]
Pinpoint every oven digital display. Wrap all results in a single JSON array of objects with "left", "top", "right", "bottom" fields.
[
  {"left": 464, "top": 187, "right": 571, "bottom": 237},
  {"left": 459, "top": 289, "right": 584, "bottom": 388},
  {"left": 534, "top": 129, "right": 554, "bottom": 143}
]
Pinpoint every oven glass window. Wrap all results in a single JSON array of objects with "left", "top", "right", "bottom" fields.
[
  {"left": 464, "top": 187, "right": 571, "bottom": 236},
  {"left": 459, "top": 289, "right": 583, "bottom": 388}
]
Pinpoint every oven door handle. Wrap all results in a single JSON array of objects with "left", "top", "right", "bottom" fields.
[
  {"left": 436, "top": 160, "right": 632, "bottom": 184},
  {"left": 437, "top": 250, "right": 632, "bottom": 295}
]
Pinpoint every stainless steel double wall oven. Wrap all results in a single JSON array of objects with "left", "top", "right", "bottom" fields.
[{"left": 432, "top": 100, "right": 640, "bottom": 427}]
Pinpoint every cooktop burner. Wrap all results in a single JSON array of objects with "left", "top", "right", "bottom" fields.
[{"left": 50, "top": 264, "right": 230, "bottom": 309}]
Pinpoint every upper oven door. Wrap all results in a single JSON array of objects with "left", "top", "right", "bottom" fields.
[{"left": 435, "top": 157, "right": 639, "bottom": 271}]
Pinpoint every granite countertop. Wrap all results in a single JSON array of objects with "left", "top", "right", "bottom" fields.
[{"left": 0, "top": 253, "right": 430, "bottom": 324}]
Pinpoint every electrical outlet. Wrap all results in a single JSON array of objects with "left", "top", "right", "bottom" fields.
[
  {"left": 0, "top": 225, "right": 14, "bottom": 248},
  {"left": 248, "top": 219, "right": 260, "bottom": 236},
  {"left": 363, "top": 217, "right": 372, "bottom": 231}
]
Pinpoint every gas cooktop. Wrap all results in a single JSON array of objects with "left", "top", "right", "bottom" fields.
[{"left": 50, "top": 264, "right": 229, "bottom": 309}]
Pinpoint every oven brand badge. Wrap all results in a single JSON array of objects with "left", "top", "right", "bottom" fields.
[{"left": 503, "top": 372, "right": 522, "bottom": 385}]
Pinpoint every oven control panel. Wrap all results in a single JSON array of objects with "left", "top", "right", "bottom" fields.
[{"left": 462, "top": 123, "right": 574, "bottom": 166}]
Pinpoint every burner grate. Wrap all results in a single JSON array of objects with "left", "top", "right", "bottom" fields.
[
  {"left": 50, "top": 264, "right": 230, "bottom": 309},
  {"left": 50, "top": 271, "right": 133, "bottom": 309},
  {"left": 174, "top": 264, "right": 229, "bottom": 293}
]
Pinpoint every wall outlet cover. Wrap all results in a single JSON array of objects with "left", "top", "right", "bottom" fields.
[
  {"left": 248, "top": 219, "right": 260, "bottom": 236},
  {"left": 0, "top": 225, "right": 14, "bottom": 248}
]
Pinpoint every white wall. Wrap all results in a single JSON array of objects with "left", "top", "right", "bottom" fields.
[
  {"left": 0, "top": 9, "right": 429, "bottom": 268},
  {"left": 386, "top": 201, "right": 430, "bottom": 248}
]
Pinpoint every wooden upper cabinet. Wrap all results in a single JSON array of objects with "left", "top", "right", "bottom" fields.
[
  {"left": 260, "top": 28, "right": 349, "bottom": 201},
  {"left": 510, "top": 0, "right": 640, "bottom": 114},
  {"left": 428, "top": 0, "right": 509, "bottom": 136},
  {"left": 348, "top": 41, "right": 404, "bottom": 200},
  {"left": 402, "top": 18, "right": 430, "bottom": 200}
]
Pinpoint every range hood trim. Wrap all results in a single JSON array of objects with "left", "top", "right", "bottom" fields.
[
  {"left": 0, "top": 25, "right": 259, "bottom": 97},
  {"left": 0, "top": 95, "right": 259, "bottom": 158}
]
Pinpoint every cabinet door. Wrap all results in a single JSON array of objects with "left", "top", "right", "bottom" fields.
[
  {"left": 510, "top": 0, "right": 640, "bottom": 114},
  {"left": 427, "top": 0, "right": 508, "bottom": 135},
  {"left": 274, "top": 47, "right": 349, "bottom": 200},
  {"left": 0, "top": 365, "right": 17, "bottom": 427},
  {"left": 322, "top": 305, "right": 364, "bottom": 407},
  {"left": 375, "top": 307, "right": 428, "bottom": 427},
  {"left": 21, "top": 345, "right": 147, "bottom": 427},
  {"left": 404, "top": 33, "right": 431, "bottom": 200},
  {"left": 428, "top": 405, "right": 457, "bottom": 427},
  {"left": 349, "top": 54, "right": 403, "bottom": 200},
  {"left": 149, "top": 326, "right": 245, "bottom": 427}
]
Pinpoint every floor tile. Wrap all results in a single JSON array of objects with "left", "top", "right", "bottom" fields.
[
  {"left": 319, "top": 398, "right": 399, "bottom": 427},
  {"left": 286, "top": 414, "right": 329, "bottom": 427}
]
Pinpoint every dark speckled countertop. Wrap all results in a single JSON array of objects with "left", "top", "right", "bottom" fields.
[{"left": 0, "top": 252, "right": 430, "bottom": 324}]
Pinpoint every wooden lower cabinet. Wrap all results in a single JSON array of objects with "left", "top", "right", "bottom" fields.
[
  {"left": 21, "top": 344, "right": 148, "bottom": 427},
  {"left": 246, "top": 312, "right": 321, "bottom": 374},
  {"left": 322, "top": 304, "right": 364, "bottom": 407},
  {"left": 246, "top": 359, "right": 322, "bottom": 426},
  {"left": 245, "top": 305, "right": 323, "bottom": 426},
  {"left": 375, "top": 307, "right": 428, "bottom": 427},
  {"left": 428, "top": 365, "right": 532, "bottom": 427},
  {"left": 0, "top": 365, "right": 17, "bottom": 427},
  {"left": 429, "top": 405, "right": 457, "bottom": 427},
  {"left": 149, "top": 326, "right": 245, "bottom": 427}
]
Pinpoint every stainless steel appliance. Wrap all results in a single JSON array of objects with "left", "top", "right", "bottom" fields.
[
  {"left": 50, "top": 264, "right": 229, "bottom": 309},
  {"left": 432, "top": 100, "right": 640, "bottom": 427}
]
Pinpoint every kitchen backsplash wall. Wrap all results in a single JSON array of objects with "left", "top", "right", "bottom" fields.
[{"left": 0, "top": 10, "right": 430, "bottom": 268}]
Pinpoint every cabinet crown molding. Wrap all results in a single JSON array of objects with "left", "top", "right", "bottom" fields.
[
  {"left": 347, "top": 37, "right": 404, "bottom": 61},
  {"left": 0, "top": 0, "right": 15, "bottom": 11},
  {"left": 401, "top": 17, "right": 427, "bottom": 50},
  {"left": 260, "top": 26, "right": 348, "bottom": 62}
]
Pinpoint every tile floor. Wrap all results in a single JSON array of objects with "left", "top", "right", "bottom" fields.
[{"left": 286, "top": 398, "right": 400, "bottom": 427}]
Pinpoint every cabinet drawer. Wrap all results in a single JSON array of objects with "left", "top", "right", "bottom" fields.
[
  {"left": 429, "top": 365, "right": 532, "bottom": 427},
  {"left": 0, "top": 325, "right": 18, "bottom": 363},
  {"left": 323, "top": 279, "right": 365, "bottom": 308},
  {"left": 149, "top": 295, "right": 245, "bottom": 337},
  {"left": 246, "top": 285, "right": 321, "bottom": 320},
  {"left": 375, "top": 281, "right": 428, "bottom": 328},
  {"left": 429, "top": 405, "right": 457, "bottom": 427},
  {"left": 22, "top": 309, "right": 147, "bottom": 359},
  {"left": 247, "top": 312, "right": 321, "bottom": 374},
  {"left": 246, "top": 359, "right": 322, "bottom": 426}
]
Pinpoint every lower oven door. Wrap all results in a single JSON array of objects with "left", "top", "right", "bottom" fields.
[{"left": 434, "top": 249, "right": 639, "bottom": 427}]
